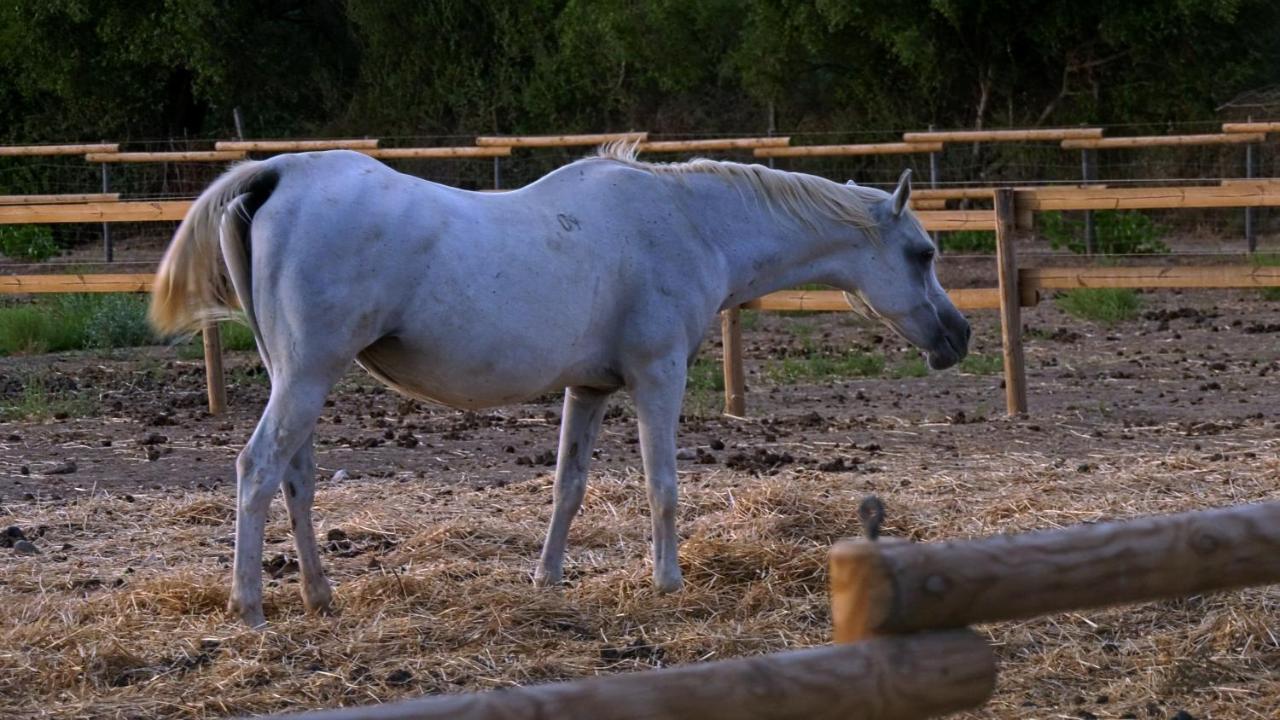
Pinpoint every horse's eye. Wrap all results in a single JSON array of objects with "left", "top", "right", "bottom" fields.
[{"left": 918, "top": 248, "right": 936, "bottom": 263}]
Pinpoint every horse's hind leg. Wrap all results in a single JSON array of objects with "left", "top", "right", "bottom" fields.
[
  {"left": 534, "top": 386, "right": 612, "bottom": 587},
  {"left": 230, "top": 373, "right": 335, "bottom": 628},
  {"left": 280, "top": 435, "right": 333, "bottom": 614}
]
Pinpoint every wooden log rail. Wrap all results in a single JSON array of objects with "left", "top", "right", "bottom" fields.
[
  {"left": 252, "top": 630, "right": 995, "bottom": 720},
  {"left": 216, "top": 139, "right": 379, "bottom": 152},
  {"left": 1062, "top": 133, "right": 1265, "bottom": 150},
  {"left": 903, "top": 128, "right": 1103, "bottom": 143},
  {"left": 476, "top": 132, "right": 648, "bottom": 147},
  {"left": 754, "top": 142, "right": 941, "bottom": 157},
  {"left": 86, "top": 151, "right": 247, "bottom": 163},
  {"left": 831, "top": 501, "right": 1280, "bottom": 642},
  {"left": 0, "top": 193, "right": 119, "bottom": 205},
  {"left": 0, "top": 143, "right": 118, "bottom": 156},
  {"left": 639, "top": 137, "right": 789, "bottom": 152}
]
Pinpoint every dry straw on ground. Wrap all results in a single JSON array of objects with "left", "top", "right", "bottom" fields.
[{"left": 2, "top": 426, "right": 1279, "bottom": 719}]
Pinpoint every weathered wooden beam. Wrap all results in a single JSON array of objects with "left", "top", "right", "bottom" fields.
[
  {"left": 1022, "top": 264, "right": 1280, "bottom": 290},
  {"left": 831, "top": 501, "right": 1280, "bottom": 640},
  {"left": 754, "top": 142, "right": 942, "bottom": 157},
  {"left": 908, "top": 198, "right": 948, "bottom": 210},
  {"left": 1222, "top": 122, "right": 1280, "bottom": 134},
  {"left": 0, "top": 143, "right": 118, "bottom": 157},
  {"left": 0, "top": 200, "right": 190, "bottom": 224},
  {"left": 914, "top": 210, "right": 997, "bottom": 232},
  {"left": 475, "top": 132, "right": 648, "bottom": 147},
  {"left": 86, "top": 151, "right": 247, "bottom": 163},
  {"left": 1014, "top": 184, "right": 1280, "bottom": 210},
  {"left": 252, "top": 631, "right": 995, "bottom": 720},
  {"left": 1061, "top": 133, "right": 1264, "bottom": 150},
  {"left": 0, "top": 274, "right": 154, "bottom": 294},
  {"left": 903, "top": 128, "right": 1103, "bottom": 143},
  {"left": 639, "top": 137, "right": 790, "bottom": 152},
  {"left": 720, "top": 309, "right": 746, "bottom": 416},
  {"left": 0, "top": 193, "right": 120, "bottom": 205},
  {"left": 364, "top": 146, "right": 512, "bottom": 159},
  {"left": 740, "top": 287, "right": 1033, "bottom": 312},
  {"left": 215, "top": 139, "right": 379, "bottom": 152},
  {"left": 994, "top": 189, "right": 1026, "bottom": 415},
  {"left": 202, "top": 323, "right": 227, "bottom": 415}
]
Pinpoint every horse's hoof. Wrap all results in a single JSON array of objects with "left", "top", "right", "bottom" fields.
[
  {"left": 303, "top": 583, "right": 335, "bottom": 615},
  {"left": 653, "top": 570, "right": 683, "bottom": 594},
  {"left": 229, "top": 598, "right": 267, "bottom": 629},
  {"left": 533, "top": 568, "right": 563, "bottom": 588}
]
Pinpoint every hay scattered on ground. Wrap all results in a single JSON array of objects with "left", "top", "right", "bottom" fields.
[{"left": 2, "top": 422, "right": 1279, "bottom": 719}]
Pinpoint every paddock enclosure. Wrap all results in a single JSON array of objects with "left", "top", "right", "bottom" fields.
[{"left": 2, "top": 126, "right": 1279, "bottom": 718}]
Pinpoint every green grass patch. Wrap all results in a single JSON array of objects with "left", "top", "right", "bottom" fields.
[
  {"left": 683, "top": 356, "right": 725, "bottom": 417},
  {"left": 765, "top": 350, "right": 885, "bottom": 384},
  {"left": 1, "top": 374, "right": 96, "bottom": 421},
  {"left": 959, "top": 353, "right": 1003, "bottom": 375},
  {"left": 1253, "top": 253, "right": 1280, "bottom": 301},
  {"left": 0, "top": 294, "right": 158, "bottom": 356},
  {"left": 1055, "top": 288, "right": 1142, "bottom": 325},
  {"left": 890, "top": 356, "right": 929, "bottom": 378},
  {"left": 176, "top": 322, "right": 258, "bottom": 359}
]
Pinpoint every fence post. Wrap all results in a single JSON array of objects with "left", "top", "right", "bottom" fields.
[
  {"left": 721, "top": 308, "right": 746, "bottom": 416},
  {"left": 995, "top": 189, "right": 1027, "bottom": 415},
  {"left": 100, "top": 161, "right": 112, "bottom": 262},
  {"left": 203, "top": 323, "right": 227, "bottom": 415},
  {"left": 928, "top": 123, "right": 941, "bottom": 250},
  {"left": 493, "top": 157, "right": 501, "bottom": 190},
  {"left": 1245, "top": 132, "right": 1257, "bottom": 253},
  {"left": 1080, "top": 148, "right": 1096, "bottom": 254}
]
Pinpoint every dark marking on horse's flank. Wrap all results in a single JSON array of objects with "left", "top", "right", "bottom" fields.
[
  {"left": 557, "top": 213, "right": 581, "bottom": 232},
  {"left": 287, "top": 481, "right": 297, "bottom": 498}
]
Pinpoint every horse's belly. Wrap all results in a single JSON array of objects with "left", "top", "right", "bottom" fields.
[{"left": 355, "top": 334, "right": 585, "bottom": 410}]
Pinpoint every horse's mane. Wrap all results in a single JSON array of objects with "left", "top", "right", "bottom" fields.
[{"left": 591, "top": 140, "right": 881, "bottom": 232}]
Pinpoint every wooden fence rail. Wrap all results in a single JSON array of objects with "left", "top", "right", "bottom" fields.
[{"left": 830, "top": 501, "right": 1280, "bottom": 642}]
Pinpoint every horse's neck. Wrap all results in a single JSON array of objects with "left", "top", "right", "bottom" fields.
[{"left": 671, "top": 174, "right": 856, "bottom": 308}]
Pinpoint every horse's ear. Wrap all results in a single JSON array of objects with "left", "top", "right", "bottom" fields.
[
  {"left": 890, "top": 169, "right": 912, "bottom": 217},
  {"left": 845, "top": 180, "right": 858, "bottom": 187}
]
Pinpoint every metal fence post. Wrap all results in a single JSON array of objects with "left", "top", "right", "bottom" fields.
[
  {"left": 100, "top": 161, "right": 112, "bottom": 262},
  {"left": 493, "top": 157, "right": 501, "bottom": 190},
  {"left": 1081, "top": 148, "right": 1096, "bottom": 254},
  {"left": 1245, "top": 136, "right": 1257, "bottom": 253},
  {"left": 928, "top": 123, "right": 941, "bottom": 250}
]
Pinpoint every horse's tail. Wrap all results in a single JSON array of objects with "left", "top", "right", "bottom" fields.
[{"left": 149, "top": 160, "right": 281, "bottom": 361}]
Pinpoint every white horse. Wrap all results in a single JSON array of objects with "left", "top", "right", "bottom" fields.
[{"left": 150, "top": 144, "right": 969, "bottom": 628}]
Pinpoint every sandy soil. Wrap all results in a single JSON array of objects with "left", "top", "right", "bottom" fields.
[{"left": 1, "top": 287, "right": 1278, "bottom": 719}]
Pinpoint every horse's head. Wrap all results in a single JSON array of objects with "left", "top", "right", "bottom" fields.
[{"left": 837, "top": 170, "right": 970, "bottom": 370}]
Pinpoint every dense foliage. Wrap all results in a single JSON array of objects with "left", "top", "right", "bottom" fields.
[{"left": 0, "top": 1, "right": 1276, "bottom": 141}]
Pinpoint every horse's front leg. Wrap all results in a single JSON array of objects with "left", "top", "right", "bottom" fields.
[
  {"left": 630, "top": 362, "right": 687, "bottom": 593},
  {"left": 535, "top": 386, "right": 612, "bottom": 587}
]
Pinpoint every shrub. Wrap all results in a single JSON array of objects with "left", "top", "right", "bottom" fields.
[
  {"left": 0, "top": 225, "right": 60, "bottom": 262},
  {"left": 1040, "top": 211, "right": 1168, "bottom": 256},
  {"left": 942, "top": 230, "right": 995, "bottom": 254},
  {"left": 1055, "top": 288, "right": 1141, "bottom": 325}
]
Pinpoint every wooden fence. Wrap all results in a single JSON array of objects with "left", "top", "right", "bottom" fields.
[
  {"left": 2, "top": 180, "right": 1280, "bottom": 416},
  {"left": 241, "top": 500, "right": 1280, "bottom": 720},
  {"left": 721, "top": 182, "right": 1280, "bottom": 416}
]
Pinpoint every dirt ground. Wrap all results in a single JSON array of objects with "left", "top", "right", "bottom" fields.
[{"left": 2, "top": 285, "right": 1278, "bottom": 719}]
